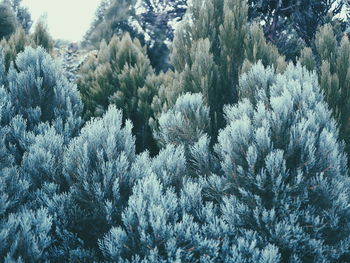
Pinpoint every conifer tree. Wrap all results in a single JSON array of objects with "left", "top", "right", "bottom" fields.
[
  {"left": 153, "top": 0, "right": 285, "bottom": 141},
  {"left": 100, "top": 170, "right": 283, "bottom": 262},
  {"left": 63, "top": 105, "right": 137, "bottom": 249},
  {"left": 0, "top": 2, "right": 16, "bottom": 39},
  {"left": 83, "top": 0, "right": 136, "bottom": 49},
  {"left": 313, "top": 24, "right": 350, "bottom": 162},
  {"left": 0, "top": 47, "right": 83, "bottom": 162},
  {"left": 4, "top": 0, "right": 32, "bottom": 32},
  {"left": 99, "top": 128, "right": 282, "bottom": 262},
  {"left": 242, "top": 22, "right": 286, "bottom": 73},
  {"left": 299, "top": 46, "right": 316, "bottom": 72},
  {"left": 216, "top": 62, "right": 350, "bottom": 262},
  {"left": 0, "top": 27, "right": 26, "bottom": 70},
  {"left": 156, "top": 93, "right": 210, "bottom": 148},
  {"left": 0, "top": 46, "right": 84, "bottom": 262},
  {"left": 99, "top": 174, "right": 219, "bottom": 262},
  {"left": 8, "top": 47, "right": 82, "bottom": 135},
  {"left": 0, "top": 208, "right": 53, "bottom": 262},
  {"left": 155, "top": 92, "right": 219, "bottom": 179},
  {"left": 78, "top": 33, "right": 157, "bottom": 153},
  {"left": 32, "top": 18, "right": 53, "bottom": 53},
  {"left": 247, "top": 0, "right": 343, "bottom": 60},
  {"left": 21, "top": 127, "right": 65, "bottom": 189}
]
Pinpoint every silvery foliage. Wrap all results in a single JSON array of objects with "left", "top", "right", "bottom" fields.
[
  {"left": 5, "top": 46, "right": 83, "bottom": 141},
  {"left": 216, "top": 62, "right": 350, "bottom": 262}
]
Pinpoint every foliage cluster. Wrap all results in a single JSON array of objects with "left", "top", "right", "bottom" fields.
[{"left": 1, "top": 0, "right": 350, "bottom": 262}]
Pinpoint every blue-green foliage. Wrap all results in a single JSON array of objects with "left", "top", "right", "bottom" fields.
[
  {"left": 156, "top": 93, "right": 210, "bottom": 147},
  {"left": 99, "top": 163, "right": 284, "bottom": 262},
  {"left": 63, "top": 105, "right": 136, "bottom": 248},
  {"left": 0, "top": 167, "right": 29, "bottom": 218},
  {"left": 0, "top": 50, "right": 6, "bottom": 86},
  {"left": 1, "top": 208, "right": 52, "bottom": 262},
  {"left": 4, "top": 46, "right": 83, "bottom": 140},
  {"left": 216, "top": 62, "right": 350, "bottom": 262},
  {"left": 1, "top": 42, "right": 350, "bottom": 262},
  {"left": 156, "top": 93, "right": 218, "bottom": 178},
  {"left": 99, "top": 174, "right": 217, "bottom": 262},
  {"left": 22, "top": 127, "right": 65, "bottom": 189},
  {"left": 0, "top": 47, "right": 84, "bottom": 262}
]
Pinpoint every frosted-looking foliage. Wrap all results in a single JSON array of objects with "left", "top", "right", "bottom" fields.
[
  {"left": 216, "top": 62, "right": 350, "bottom": 262},
  {"left": 21, "top": 127, "right": 65, "bottom": 190},
  {"left": 0, "top": 208, "right": 52, "bottom": 262},
  {"left": 5, "top": 47, "right": 83, "bottom": 140},
  {"left": 0, "top": 49, "right": 6, "bottom": 85},
  {"left": 156, "top": 93, "right": 219, "bottom": 178},
  {"left": 99, "top": 172, "right": 284, "bottom": 262},
  {"left": 157, "top": 92, "right": 210, "bottom": 147},
  {"left": 63, "top": 105, "right": 136, "bottom": 248},
  {"left": 99, "top": 174, "right": 218, "bottom": 262}
]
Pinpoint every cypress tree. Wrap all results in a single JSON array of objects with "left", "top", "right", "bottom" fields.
[
  {"left": 314, "top": 24, "right": 350, "bottom": 163},
  {"left": 0, "top": 46, "right": 84, "bottom": 262},
  {"left": 0, "top": 2, "right": 16, "bottom": 40},
  {"left": 6, "top": 47, "right": 82, "bottom": 138},
  {"left": 153, "top": 0, "right": 285, "bottom": 142},
  {"left": 0, "top": 47, "right": 83, "bottom": 165},
  {"left": 0, "top": 27, "right": 27, "bottom": 70},
  {"left": 63, "top": 105, "right": 136, "bottom": 249},
  {"left": 4, "top": 0, "right": 32, "bottom": 33},
  {"left": 78, "top": 33, "right": 157, "bottom": 153},
  {"left": 216, "top": 62, "right": 350, "bottom": 262},
  {"left": 32, "top": 18, "right": 54, "bottom": 53}
]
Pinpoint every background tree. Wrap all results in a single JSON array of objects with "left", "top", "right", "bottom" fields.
[
  {"left": 298, "top": 23, "right": 350, "bottom": 164},
  {"left": 0, "top": 2, "right": 16, "bottom": 40},
  {"left": 152, "top": 0, "right": 285, "bottom": 144},
  {"left": 3, "top": 0, "right": 32, "bottom": 32},
  {"left": 82, "top": 0, "right": 136, "bottom": 49},
  {"left": 0, "top": 21, "right": 54, "bottom": 72},
  {"left": 0, "top": 27, "right": 26, "bottom": 70},
  {"left": 299, "top": 46, "right": 316, "bottom": 72},
  {"left": 247, "top": 0, "right": 344, "bottom": 60},
  {"left": 83, "top": 0, "right": 187, "bottom": 72},
  {"left": 78, "top": 33, "right": 157, "bottom": 153},
  {"left": 32, "top": 18, "right": 53, "bottom": 53}
]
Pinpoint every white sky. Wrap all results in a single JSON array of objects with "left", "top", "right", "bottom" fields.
[{"left": 22, "top": 0, "right": 102, "bottom": 42}]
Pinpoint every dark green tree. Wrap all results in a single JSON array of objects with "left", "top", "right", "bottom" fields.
[
  {"left": 0, "top": 2, "right": 16, "bottom": 40},
  {"left": 4, "top": 0, "right": 32, "bottom": 32},
  {"left": 313, "top": 24, "right": 350, "bottom": 163},
  {"left": 83, "top": 0, "right": 187, "bottom": 72},
  {"left": 32, "top": 18, "right": 53, "bottom": 53},
  {"left": 0, "top": 27, "right": 26, "bottom": 70},
  {"left": 78, "top": 33, "right": 157, "bottom": 153},
  {"left": 247, "top": 0, "right": 344, "bottom": 59},
  {"left": 83, "top": 0, "right": 138, "bottom": 49},
  {"left": 152, "top": 0, "right": 285, "bottom": 143}
]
